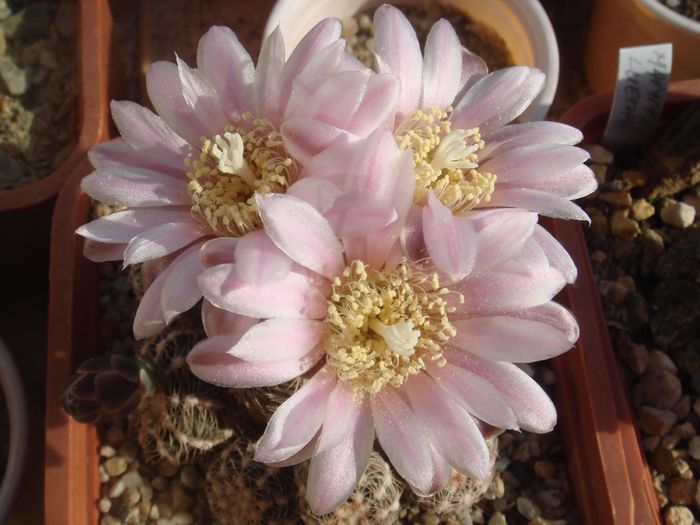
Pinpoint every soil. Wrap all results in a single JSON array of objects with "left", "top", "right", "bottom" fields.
[
  {"left": 582, "top": 103, "right": 700, "bottom": 523},
  {"left": 658, "top": 0, "right": 700, "bottom": 21},
  {"left": 0, "top": 0, "right": 77, "bottom": 191}
]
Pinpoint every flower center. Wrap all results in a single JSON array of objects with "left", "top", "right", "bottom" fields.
[
  {"left": 186, "top": 115, "right": 298, "bottom": 237},
  {"left": 324, "top": 260, "right": 462, "bottom": 396},
  {"left": 395, "top": 107, "right": 497, "bottom": 214}
]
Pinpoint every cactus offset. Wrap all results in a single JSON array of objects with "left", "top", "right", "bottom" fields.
[{"left": 205, "top": 437, "right": 297, "bottom": 525}]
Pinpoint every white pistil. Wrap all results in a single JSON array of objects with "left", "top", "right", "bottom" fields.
[
  {"left": 369, "top": 319, "right": 420, "bottom": 357},
  {"left": 211, "top": 132, "right": 258, "bottom": 186},
  {"left": 430, "top": 129, "right": 480, "bottom": 171}
]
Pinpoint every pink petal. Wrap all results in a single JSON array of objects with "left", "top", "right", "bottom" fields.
[
  {"left": 254, "top": 369, "right": 336, "bottom": 463},
  {"left": 446, "top": 349, "right": 557, "bottom": 433},
  {"left": 404, "top": 373, "right": 491, "bottom": 479},
  {"left": 233, "top": 230, "right": 292, "bottom": 284},
  {"left": 315, "top": 381, "right": 357, "bottom": 455},
  {"left": 81, "top": 167, "right": 191, "bottom": 207},
  {"left": 468, "top": 209, "right": 538, "bottom": 271},
  {"left": 133, "top": 262, "right": 169, "bottom": 339},
  {"left": 279, "top": 18, "right": 342, "bottom": 113},
  {"left": 370, "top": 386, "right": 441, "bottom": 495},
  {"left": 325, "top": 191, "right": 397, "bottom": 238},
  {"left": 345, "top": 73, "right": 399, "bottom": 137},
  {"left": 480, "top": 122, "right": 583, "bottom": 160},
  {"left": 187, "top": 337, "right": 324, "bottom": 388},
  {"left": 109, "top": 101, "right": 190, "bottom": 171},
  {"left": 76, "top": 208, "right": 194, "bottom": 243},
  {"left": 532, "top": 225, "right": 577, "bottom": 283},
  {"left": 226, "top": 318, "right": 325, "bottom": 363},
  {"left": 160, "top": 243, "right": 205, "bottom": 323},
  {"left": 512, "top": 301, "right": 579, "bottom": 343},
  {"left": 88, "top": 139, "right": 184, "bottom": 178},
  {"left": 480, "top": 145, "right": 589, "bottom": 186},
  {"left": 201, "top": 300, "right": 258, "bottom": 338},
  {"left": 175, "top": 56, "right": 228, "bottom": 136},
  {"left": 451, "top": 67, "right": 545, "bottom": 135},
  {"left": 421, "top": 19, "right": 462, "bottom": 110},
  {"left": 483, "top": 187, "right": 591, "bottom": 222},
  {"left": 451, "top": 315, "right": 574, "bottom": 363},
  {"left": 373, "top": 5, "right": 422, "bottom": 122},
  {"left": 123, "top": 222, "right": 208, "bottom": 266},
  {"left": 145, "top": 61, "right": 209, "bottom": 146},
  {"left": 196, "top": 26, "right": 254, "bottom": 120},
  {"left": 425, "top": 361, "right": 517, "bottom": 430},
  {"left": 457, "top": 47, "right": 488, "bottom": 95},
  {"left": 257, "top": 194, "right": 344, "bottom": 280},
  {"left": 281, "top": 117, "right": 350, "bottom": 165},
  {"left": 287, "top": 177, "right": 344, "bottom": 214},
  {"left": 286, "top": 39, "right": 347, "bottom": 102},
  {"left": 307, "top": 396, "right": 374, "bottom": 515},
  {"left": 200, "top": 237, "right": 237, "bottom": 268},
  {"left": 82, "top": 239, "right": 126, "bottom": 262},
  {"left": 423, "top": 192, "right": 476, "bottom": 282},
  {"left": 254, "top": 26, "right": 285, "bottom": 124},
  {"left": 198, "top": 263, "right": 329, "bottom": 319}
]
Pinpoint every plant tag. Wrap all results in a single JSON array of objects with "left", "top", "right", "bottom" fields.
[{"left": 603, "top": 43, "right": 672, "bottom": 149}]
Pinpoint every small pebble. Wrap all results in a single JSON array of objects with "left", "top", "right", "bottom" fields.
[
  {"left": 516, "top": 497, "right": 541, "bottom": 520},
  {"left": 672, "top": 422, "right": 694, "bottom": 441},
  {"left": 641, "top": 368, "right": 682, "bottom": 409},
  {"left": 640, "top": 406, "right": 678, "bottom": 436},
  {"left": 121, "top": 470, "right": 142, "bottom": 489},
  {"left": 108, "top": 479, "right": 125, "bottom": 499},
  {"left": 660, "top": 199, "right": 695, "bottom": 229},
  {"left": 104, "top": 456, "right": 128, "bottom": 477},
  {"left": 97, "top": 498, "right": 111, "bottom": 513},
  {"left": 99, "top": 445, "right": 116, "bottom": 459},
  {"left": 598, "top": 191, "right": 633, "bottom": 207},
  {"left": 591, "top": 163, "right": 607, "bottom": 184},
  {"left": 622, "top": 170, "right": 648, "bottom": 187},
  {"left": 0, "top": 55, "right": 27, "bottom": 95},
  {"left": 688, "top": 436, "right": 700, "bottom": 460},
  {"left": 663, "top": 505, "right": 694, "bottom": 525},
  {"left": 624, "top": 344, "right": 650, "bottom": 375},
  {"left": 648, "top": 351, "right": 678, "bottom": 373},
  {"left": 586, "top": 144, "right": 614, "bottom": 164},
  {"left": 534, "top": 460, "right": 556, "bottom": 479},
  {"left": 611, "top": 209, "right": 640, "bottom": 239},
  {"left": 171, "top": 512, "right": 194, "bottom": 525},
  {"left": 682, "top": 193, "right": 700, "bottom": 215},
  {"left": 487, "top": 512, "right": 507, "bottom": 525},
  {"left": 632, "top": 199, "right": 655, "bottom": 221},
  {"left": 668, "top": 478, "right": 697, "bottom": 505}
]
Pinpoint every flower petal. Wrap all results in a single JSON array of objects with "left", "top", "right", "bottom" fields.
[
  {"left": 532, "top": 225, "right": 577, "bottom": 283},
  {"left": 109, "top": 101, "right": 190, "bottom": 171},
  {"left": 483, "top": 187, "right": 591, "bottom": 222},
  {"left": 146, "top": 61, "right": 209, "bottom": 146},
  {"left": 421, "top": 19, "right": 462, "bottom": 110},
  {"left": 201, "top": 300, "right": 258, "bottom": 337},
  {"left": 254, "top": 369, "right": 336, "bottom": 463},
  {"left": 425, "top": 360, "right": 517, "bottom": 430},
  {"left": 457, "top": 47, "right": 488, "bottom": 95},
  {"left": 480, "top": 122, "right": 583, "bottom": 160},
  {"left": 451, "top": 67, "right": 545, "bottom": 135},
  {"left": 81, "top": 167, "right": 191, "bottom": 207},
  {"left": 404, "top": 373, "right": 491, "bottom": 480},
  {"left": 373, "top": 5, "right": 422, "bottom": 122},
  {"left": 371, "top": 386, "right": 440, "bottom": 495},
  {"left": 324, "top": 191, "right": 398, "bottom": 238},
  {"left": 200, "top": 237, "right": 237, "bottom": 268},
  {"left": 467, "top": 209, "right": 538, "bottom": 272},
  {"left": 83, "top": 239, "right": 126, "bottom": 262},
  {"left": 307, "top": 396, "right": 374, "bottom": 515},
  {"left": 76, "top": 208, "right": 194, "bottom": 243},
  {"left": 198, "top": 264, "right": 329, "bottom": 319},
  {"left": 254, "top": 26, "right": 286, "bottom": 123},
  {"left": 281, "top": 117, "right": 350, "bottom": 165},
  {"left": 88, "top": 139, "right": 184, "bottom": 178},
  {"left": 123, "top": 222, "right": 208, "bottom": 266},
  {"left": 481, "top": 145, "right": 589, "bottom": 186},
  {"left": 446, "top": 349, "right": 557, "bottom": 433},
  {"left": 160, "top": 243, "right": 204, "bottom": 323},
  {"left": 451, "top": 315, "right": 574, "bottom": 363},
  {"left": 197, "top": 26, "right": 254, "bottom": 120},
  {"left": 287, "top": 177, "right": 344, "bottom": 215},
  {"left": 423, "top": 192, "right": 477, "bottom": 282},
  {"left": 226, "top": 318, "right": 325, "bottom": 363},
  {"left": 187, "top": 336, "right": 324, "bottom": 388},
  {"left": 512, "top": 301, "right": 579, "bottom": 343},
  {"left": 257, "top": 194, "right": 344, "bottom": 280},
  {"left": 233, "top": 230, "right": 292, "bottom": 285},
  {"left": 175, "top": 55, "right": 228, "bottom": 136}
]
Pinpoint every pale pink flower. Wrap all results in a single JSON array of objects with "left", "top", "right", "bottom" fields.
[
  {"left": 187, "top": 192, "right": 578, "bottom": 514},
  {"left": 76, "top": 21, "right": 399, "bottom": 338},
  {"left": 302, "top": 5, "right": 595, "bottom": 278}
]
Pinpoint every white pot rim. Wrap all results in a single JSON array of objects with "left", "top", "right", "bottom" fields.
[
  {"left": 0, "top": 339, "right": 27, "bottom": 522},
  {"left": 637, "top": 0, "right": 700, "bottom": 35},
  {"left": 265, "top": 0, "right": 559, "bottom": 122}
]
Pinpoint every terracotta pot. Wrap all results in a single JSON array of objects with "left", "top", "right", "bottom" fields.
[
  {"left": 265, "top": 0, "right": 559, "bottom": 121},
  {"left": 0, "top": 0, "right": 111, "bottom": 291},
  {"left": 551, "top": 80, "right": 700, "bottom": 525},
  {"left": 585, "top": 0, "right": 700, "bottom": 92},
  {"left": 0, "top": 338, "right": 28, "bottom": 523}
]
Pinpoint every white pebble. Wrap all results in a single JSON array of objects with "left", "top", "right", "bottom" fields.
[
  {"left": 689, "top": 436, "right": 700, "bottom": 460},
  {"left": 98, "top": 497, "right": 111, "bottom": 513},
  {"left": 487, "top": 511, "right": 507, "bottom": 525},
  {"left": 660, "top": 200, "right": 695, "bottom": 229},
  {"left": 108, "top": 479, "right": 125, "bottom": 498},
  {"left": 121, "top": 470, "right": 142, "bottom": 489},
  {"left": 171, "top": 512, "right": 194, "bottom": 525}
]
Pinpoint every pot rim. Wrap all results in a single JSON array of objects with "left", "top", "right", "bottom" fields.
[
  {"left": 636, "top": 0, "right": 700, "bottom": 35},
  {"left": 0, "top": 338, "right": 28, "bottom": 522},
  {"left": 264, "top": 0, "right": 559, "bottom": 122}
]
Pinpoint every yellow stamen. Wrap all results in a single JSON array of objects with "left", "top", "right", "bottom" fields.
[
  {"left": 186, "top": 114, "right": 298, "bottom": 237},
  {"left": 325, "top": 260, "right": 462, "bottom": 396},
  {"left": 395, "top": 107, "right": 497, "bottom": 214}
]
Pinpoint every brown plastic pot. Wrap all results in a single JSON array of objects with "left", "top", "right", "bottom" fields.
[
  {"left": 0, "top": 0, "right": 111, "bottom": 291},
  {"left": 550, "top": 79, "right": 700, "bottom": 525}
]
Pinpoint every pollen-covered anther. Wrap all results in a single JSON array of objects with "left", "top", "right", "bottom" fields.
[
  {"left": 324, "top": 261, "right": 460, "bottom": 396},
  {"left": 395, "top": 107, "right": 497, "bottom": 214},
  {"left": 186, "top": 115, "right": 298, "bottom": 237}
]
